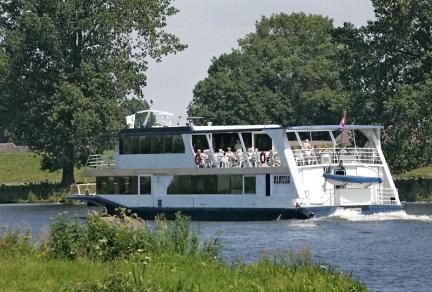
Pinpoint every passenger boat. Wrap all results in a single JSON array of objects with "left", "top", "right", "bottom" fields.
[{"left": 67, "top": 109, "right": 402, "bottom": 220}]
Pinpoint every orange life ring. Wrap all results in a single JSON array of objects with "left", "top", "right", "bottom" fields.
[
  {"left": 194, "top": 153, "right": 202, "bottom": 165},
  {"left": 260, "top": 152, "right": 266, "bottom": 164}
]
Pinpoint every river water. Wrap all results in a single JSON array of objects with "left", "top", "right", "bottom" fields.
[{"left": 1, "top": 203, "right": 432, "bottom": 291}]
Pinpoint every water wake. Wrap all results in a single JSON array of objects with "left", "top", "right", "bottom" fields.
[{"left": 325, "top": 208, "right": 432, "bottom": 222}]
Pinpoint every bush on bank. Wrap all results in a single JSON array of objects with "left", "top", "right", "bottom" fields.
[{"left": 0, "top": 211, "right": 365, "bottom": 291}]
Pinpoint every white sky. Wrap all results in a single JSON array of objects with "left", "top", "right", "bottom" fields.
[{"left": 142, "top": 0, "right": 375, "bottom": 123}]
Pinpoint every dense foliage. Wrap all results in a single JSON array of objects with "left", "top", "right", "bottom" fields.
[
  {"left": 189, "top": 13, "right": 347, "bottom": 125},
  {"left": 334, "top": 0, "right": 432, "bottom": 172},
  {"left": 0, "top": 0, "right": 186, "bottom": 185},
  {"left": 190, "top": 2, "right": 432, "bottom": 173},
  {"left": 0, "top": 211, "right": 365, "bottom": 291}
]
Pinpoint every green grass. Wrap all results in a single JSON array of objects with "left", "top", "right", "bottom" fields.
[
  {"left": 0, "top": 152, "right": 88, "bottom": 185},
  {"left": 0, "top": 254, "right": 365, "bottom": 291},
  {"left": 395, "top": 166, "right": 432, "bottom": 180},
  {"left": 0, "top": 212, "right": 365, "bottom": 291}
]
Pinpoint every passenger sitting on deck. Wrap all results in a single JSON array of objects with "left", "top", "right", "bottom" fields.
[
  {"left": 303, "top": 139, "right": 313, "bottom": 164},
  {"left": 303, "top": 139, "right": 312, "bottom": 150},
  {"left": 195, "top": 149, "right": 204, "bottom": 168},
  {"left": 226, "top": 147, "right": 235, "bottom": 167}
]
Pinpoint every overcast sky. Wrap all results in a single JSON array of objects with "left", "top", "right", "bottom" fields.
[{"left": 142, "top": 0, "right": 375, "bottom": 124}]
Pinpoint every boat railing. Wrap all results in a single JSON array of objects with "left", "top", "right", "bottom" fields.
[
  {"left": 374, "top": 188, "right": 398, "bottom": 205},
  {"left": 86, "top": 154, "right": 115, "bottom": 169},
  {"left": 196, "top": 150, "right": 281, "bottom": 168},
  {"left": 290, "top": 147, "right": 382, "bottom": 167},
  {"left": 68, "top": 183, "right": 96, "bottom": 196}
]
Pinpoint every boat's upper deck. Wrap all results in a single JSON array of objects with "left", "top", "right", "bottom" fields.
[{"left": 85, "top": 123, "right": 385, "bottom": 173}]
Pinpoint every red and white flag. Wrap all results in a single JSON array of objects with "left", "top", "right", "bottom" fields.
[{"left": 339, "top": 111, "right": 347, "bottom": 129}]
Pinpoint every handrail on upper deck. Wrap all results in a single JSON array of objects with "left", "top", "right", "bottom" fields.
[
  {"left": 290, "top": 147, "right": 382, "bottom": 166},
  {"left": 86, "top": 154, "right": 115, "bottom": 169}
]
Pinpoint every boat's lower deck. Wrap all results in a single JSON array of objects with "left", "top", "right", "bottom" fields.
[{"left": 67, "top": 195, "right": 403, "bottom": 221}]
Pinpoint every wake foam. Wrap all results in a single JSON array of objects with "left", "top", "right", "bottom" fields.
[{"left": 325, "top": 208, "right": 432, "bottom": 222}]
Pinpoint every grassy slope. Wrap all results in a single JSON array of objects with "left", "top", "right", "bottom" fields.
[
  {"left": 0, "top": 255, "right": 365, "bottom": 291},
  {"left": 394, "top": 166, "right": 432, "bottom": 180},
  {"left": 0, "top": 152, "right": 88, "bottom": 184}
]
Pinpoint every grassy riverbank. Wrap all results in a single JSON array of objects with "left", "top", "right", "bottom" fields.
[
  {"left": 0, "top": 153, "right": 89, "bottom": 203},
  {"left": 0, "top": 152, "right": 87, "bottom": 184},
  {"left": 0, "top": 211, "right": 365, "bottom": 291}
]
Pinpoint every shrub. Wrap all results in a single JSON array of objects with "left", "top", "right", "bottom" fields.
[
  {"left": 48, "top": 210, "right": 220, "bottom": 262},
  {"left": 0, "top": 226, "right": 34, "bottom": 256}
]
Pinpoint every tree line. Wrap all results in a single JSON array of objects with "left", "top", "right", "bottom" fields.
[
  {"left": 0, "top": 0, "right": 430, "bottom": 186},
  {"left": 188, "top": 0, "right": 432, "bottom": 174}
]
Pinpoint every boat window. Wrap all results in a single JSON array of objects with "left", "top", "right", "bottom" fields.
[
  {"left": 167, "top": 175, "right": 246, "bottom": 195},
  {"left": 164, "top": 135, "right": 173, "bottom": 153},
  {"left": 244, "top": 176, "right": 256, "bottom": 194},
  {"left": 286, "top": 132, "right": 300, "bottom": 148},
  {"left": 191, "top": 176, "right": 206, "bottom": 194},
  {"left": 192, "top": 135, "right": 209, "bottom": 152},
  {"left": 140, "top": 176, "right": 151, "bottom": 194},
  {"left": 151, "top": 135, "right": 164, "bottom": 154},
  {"left": 310, "top": 131, "right": 333, "bottom": 148},
  {"left": 254, "top": 134, "right": 272, "bottom": 151},
  {"left": 130, "top": 136, "right": 140, "bottom": 154},
  {"left": 119, "top": 134, "right": 185, "bottom": 154},
  {"left": 96, "top": 176, "right": 138, "bottom": 194},
  {"left": 206, "top": 175, "right": 218, "bottom": 194},
  {"left": 217, "top": 175, "right": 230, "bottom": 194},
  {"left": 241, "top": 133, "right": 252, "bottom": 149},
  {"left": 96, "top": 177, "right": 109, "bottom": 194},
  {"left": 352, "top": 130, "right": 370, "bottom": 148},
  {"left": 173, "top": 135, "right": 185, "bottom": 153},
  {"left": 230, "top": 175, "right": 243, "bottom": 194},
  {"left": 139, "top": 136, "right": 151, "bottom": 153}
]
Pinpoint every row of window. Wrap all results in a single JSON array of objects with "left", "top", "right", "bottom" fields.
[
  {"left": 96, "top": 176, "right": 151, "bottom": 195},
  {"left": 192, "top": 133, "right": 272, "bottom": 152},
  {"left": 120, "top": 134, "right": 185, "bottom": 154},
  {"left": 96, "top": 175, "right": 256, "bottom": 195},
  {"left": 167, "top": 175, "right": 256, "bottom": 195}
]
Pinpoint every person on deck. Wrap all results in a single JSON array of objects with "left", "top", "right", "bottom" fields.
[{"left": 303, "top": 139, "right": 312, "bottom": 150}]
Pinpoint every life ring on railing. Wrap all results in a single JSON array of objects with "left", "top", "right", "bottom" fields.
[
  {"left": 260, "top": 151, "right": 266, "bottom": 164},
  {"left": 194, "top": 153, "right": 202, "bottom": 165}
]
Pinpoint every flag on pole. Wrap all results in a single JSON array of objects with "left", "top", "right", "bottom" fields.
[{"left": 339, "top": 111, "right": 347, "bottom": 129}]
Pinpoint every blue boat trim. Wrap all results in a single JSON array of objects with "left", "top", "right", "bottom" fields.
[{"left": 323, "top": 173, "right": 383, "bottom": 184}]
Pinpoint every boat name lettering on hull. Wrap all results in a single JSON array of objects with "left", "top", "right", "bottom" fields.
[{"left": 274, "top": 175, "right": 290, "bottom": 184}]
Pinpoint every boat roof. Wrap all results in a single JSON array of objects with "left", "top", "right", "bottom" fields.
[
  {"left": 285, "top": 125, "right": 384, "bottom": 131},
  {"left": 120, "top": 124, "right": 383, "bottom": 135}
]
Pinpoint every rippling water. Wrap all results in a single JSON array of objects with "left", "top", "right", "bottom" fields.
[{"left": 1, "top": 202, "right": 431, "bottom": 291}]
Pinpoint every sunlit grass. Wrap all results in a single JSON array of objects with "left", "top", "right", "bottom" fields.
[
  {"left": 0, "top": 152, "right": 88, "bottom": 184},
  {"left": 395, "top": 166, "right": 432, "bottom": 180}
]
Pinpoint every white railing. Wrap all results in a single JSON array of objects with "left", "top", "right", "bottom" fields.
[
  {"left": 69, "top": 183, "right": 96, "bottom": 196},
  {"left": 196, "top": 150, "right": 281, "bottom": 168},
  {"left": 86, "top": 154, "right": 115, "bottom": 168},
  {"left": 290, "top": 147, "right": 382, "bottom": 166},
  {"left": 374, "top": 188, "right": 398, "bottom": 205}
]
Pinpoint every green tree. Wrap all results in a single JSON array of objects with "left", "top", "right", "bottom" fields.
[
  {"left": 188, "top": 13, "right": 347, "bottom": 125},
  {"left": 334, "top": 0, "right": 432, "bottom": 172},
  {"left": 383, "top": 80, "right": 432, "bottom": 172},
  {"left": 0, "top": 0, "right": 186, "bottom": 185}
]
